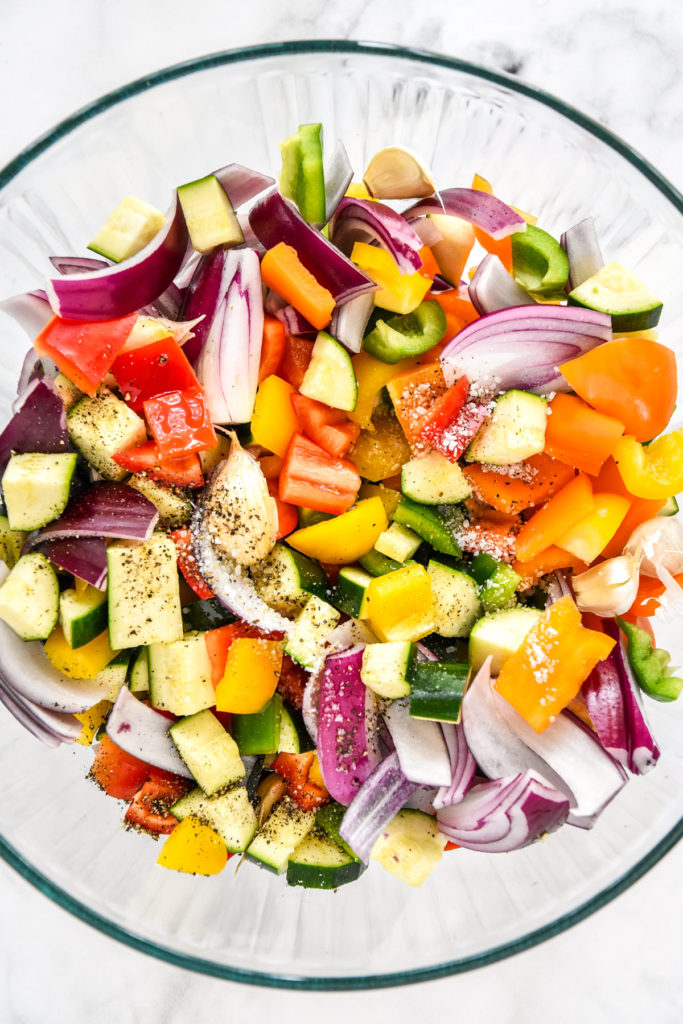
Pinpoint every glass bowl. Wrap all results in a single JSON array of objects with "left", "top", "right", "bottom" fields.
[{"left": 0, "top": 41, "right": 681, "bottom": 990}]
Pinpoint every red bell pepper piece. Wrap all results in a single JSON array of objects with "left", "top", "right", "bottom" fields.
[
  {"left": 420, "top": 376, "right": 490, "bottom": 462},
  {"left": 113, "top": 440, "right": 204, "bottom": 488},
  {"left": 143, "top": 387, "right": 217, "bottom": 459},
  {"left": 267, "top": 478, "right": 299, "bottom": 539},
  {"left": 111, "top": 336, "right": 200, "bottom": 411},
  {"left": 34, "top": 313, "right": 138, "bottom": 396},
  {"left": 270, "top": 752, "right": 330, "bottom": 812},
  {"left": 276, "top": 653, "right": 308, "bottom": 709},
  {"left": 279, "top": 433, "right": 361, "bottom": 514},
  {"left": 290, "top": 392, "right": 360, "bottom": 457},
  {"left": 124, "top": 770, "right": 193, "bottom": 834},
  {"left": 258, "top": 315, "right": 287, "bottom": 383},
  {"left": 90, "top": 735, "right": 155, "bottom": 800},
  {"left": 204, "top": 621, "right": 283, "bottom": 688},
  {"left": 170, "top": 528, "right": 213, "bottom": 599},
  {"left": 279, "top": 334, "right": 314, "bottom": 389}
]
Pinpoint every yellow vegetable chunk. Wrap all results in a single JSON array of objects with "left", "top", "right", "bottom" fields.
[
  {"left": 157, "top": 816, "right": 228, "bottom": 875},
  {"left": 250, "top": 375, "right": 300, "bottom": 457},
  {"left": 365, "top": 563, "right": 435, "bottom": 642},
  {"left": 555, "top": 492, "right": 630, "bottom": 563},
  {"left": 287, "top": 497, "right": 388, "bottom": 564},
  {"left": 44, "top": 625, "right": 118, "bottom": 679},
  {"left": 74, "top": 699, "right": 113, "bottom": 746},
  {"left": 215, "top": 638, "right": 283, "bottom": 713}
]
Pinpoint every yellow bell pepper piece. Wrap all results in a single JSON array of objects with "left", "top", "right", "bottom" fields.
[
  {"left": 349, "top": 406, "right": 411, "bottom": 482},
  {"left": 215, "top": 638, "right": 283, "bottom": 713},
  {"left": 157, "top": 816, "right": 228, "bottom": 876},
  {"left": 288, "top": 497, "right": 388, "bottom": 564},
  {"left": 308, "top": 753, "right": 325, "bottom": 788},
  {"left": 74, "top": 699, "right": 112, "bottom": 746},
  {"left": 358, "top": 482, "right": 402, "bottom": 518},
  {"left": 349, "top": 351, "right": 415, "bottom": 428},
  {"left": 613, "top": 431, "right": 683, "bottom": 499},
  {"left": 555, "top": 493, "right": 631, "bottom": 564},
  {"left": 73, "top": 576, "right": 89, "bottom": 595},
  {"left": 44, "top": 625, "right": 118, "bottom": 679},
  {"left": 351, "top": 241, "right": 430, "bottom": 315},
  {"left": 365, "top": 563, "right": 435, "bottom": 642},
  {"left": 250, "top": 375, "right": 299, "bottom": 457},
  {"left": 345, "top": 182, "right": 376, "bottom": 200}
]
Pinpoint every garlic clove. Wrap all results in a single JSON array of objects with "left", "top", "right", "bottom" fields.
[
  {"left": 363, "top": 146, "right": 436, "bottom": 200},
  {"left": 198, "top": 432, "right": 277, "bottom": 567},
  {"left": 623, "top": 516, "right": 683, "bottom": 579},
  {"left": 573, "top": 554, "right": 641, "bottom": 617}
]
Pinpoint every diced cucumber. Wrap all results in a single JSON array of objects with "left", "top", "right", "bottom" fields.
[
  {"left": 182, "top": 596, "right": 235, "bottom": 633},
  {"left": 363, "top": 300, "right": 446, "bottom": 364},
  {"left": 0, "top": 552, "right": 59, "bottom": 640},
  {"left": 511, "top": 224, "right": 569, "bottom": 297},
  {"left": 374, "top": 522, "right": 422, "bottom": 563},
  {"left": 284, "top": 595, "right": 340, "bottom": 669},
  {"left": 401, "top": 451, "right": 471, "bottom": 505},
  {"left": 0, "top": 515, "right": 27, "bottom": 569},
  {"left": 2, "top": 452, "right": 77, "bottom": 530},
  {"left": 59, "top": 585, "right": 108, "bottom": 649},
  {"left": 659, "top": 496, "right": 679, "bottom": 517},
  {"left": 251, "top": 542, "right": 329, "bottom": 618},
  {"left": 148, "top": 631, "right": 215, "bottom": 716},
  {"left": 358, "top": 548, "right": 404, "bottom": 577},
  {"left": 427, "top": 560, "right": 481, "bottom": 639},
  {"left": 480, "top": 563, "right": 521, "bottom": 612},
  {"left": 287, "top": 828, "right": 363, "bottom": 890},
  {"left": 177, "top": 174, "right": 244, "bottom": 253},
  {"left": 299, "top": 332, "right": 358, "bottom": 412},
  {"left": 52, "top": 373, "right": 82, "bottom": 412},
  {"left": 171, "top": 785, "right": 257, "bottom": 848},
  {"left": 469, "top": 606, "right": 542, "bottom": 674},
  {"left": 128, "top": 647, "right": 149, "bottom": 695},
  {"left": 88, "top": 195, "right": 165, "bottom": 262},
  {"left": 361, "top": 641, "right": 412, "bottom": 699},
  {"left": 92, "top": 650, "right": 130, "bottom": 702},
  {"left": 169, "top": 709, "right": 245, "bottom": 796},
  {"left": 466, "top": 390, "right": 547, "bottom": 466},
  {"left": 370, "top": 808, "right": 445, "bottom": 887},
  {"left": 568, "top": 260, "right": 663, "bottom": 332},
  {"left": 107, "top": 534, "right": 183, "bottom": 649},
  {"left": 315, "top": 801, "right": 361, "bottom": 861},
  {"left": 171, "top": 785, "right": 257, "bottom": 853},
  {"left": 331, "top": 566, "right": 372, "bottom": 618},
  {"left": 233, "top": 695, "right": 283, "bottom": 756},
  {"left": 246, "top": 795, "right": 316, "bottom": 874},
  {"left": 67, "top": 390, "right": 147, "bottom": 481},
  {"left": 408, "top": 657, "right": 469, "bottom": 722},
  {"left": 127, "top": 475, "right": 192, "bottom": 528},
  {"left": 393, "top": 497, "right": 461, "bottom": 557},
  {"left": 278, "top": 703, "right": 315, "bottom": 754}
]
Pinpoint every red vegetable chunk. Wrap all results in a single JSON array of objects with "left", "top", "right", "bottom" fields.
[
  {"left": 111, "top": 337, "right": 200, "bottom": 411},
  {"left": 143, "top": 387, "right": 217, "bottom": 459},
  {"left": 34, "top": 313, "right": 137, "bottom": 396}
]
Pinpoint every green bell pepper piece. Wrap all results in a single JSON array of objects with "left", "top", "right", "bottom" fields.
[
  {"left": 511, "top": 224, "right": 569, "bottom": 297},
  {"left": 617, "top": 616, "right": 683, "bottom": 702}
]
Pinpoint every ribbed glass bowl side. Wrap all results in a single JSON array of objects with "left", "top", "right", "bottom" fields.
[{"left": 0, "top": 43, "right": 681, "bottom": 989}]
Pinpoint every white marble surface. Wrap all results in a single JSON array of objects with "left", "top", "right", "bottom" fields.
[{"left": 1, "top": 1, "right": 682, "bottom": 1021}]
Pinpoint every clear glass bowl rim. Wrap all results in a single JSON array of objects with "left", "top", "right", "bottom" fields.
[{"left": 0, "top": 38, "right": 681, "bottom": 991}]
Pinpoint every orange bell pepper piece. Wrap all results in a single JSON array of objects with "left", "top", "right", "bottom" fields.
[
  {"left": 215, "top": 637, "right": 284, "bottom": 714},
  {"left": 512, "top": 546, "right": 589, "bottom": 588},
  {"left": 464, "top": 452, "right": 576, "bottom": 515},
  {"left": 559, "top": 336, "right": 677, "bottom": 443},
  {"left": 544, "top": 393, "right": 625, "bottom": 476},
  {"left": 471, "top": 173, "right": 513, "bottom": 271},
  {"left": 261, "top": 242, "right": 335, "bottom": 330},
  {"left": 555, "top": 492, "right": 631, "bottom": 564},
  {"left": 258, "top": 315, "right": 287, "bottom": 383},
  {"left": 386, "top": 362, "right": 447, "bottom": 447},
  {"left": 495, "top": 595, "right": 616, "bottom": 732},
  {"left": 515, "top": 474, "right": 594, "bottom": 563},
  {"left": 590, "top": 457, "right": 665, "bottom": 559}
]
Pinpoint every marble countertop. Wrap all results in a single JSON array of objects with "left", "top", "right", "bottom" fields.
[{"left": 1, "top": 1, "right": 682, "bottom": 1021}]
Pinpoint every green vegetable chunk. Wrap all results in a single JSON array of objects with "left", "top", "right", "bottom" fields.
[{"left": 617, "top": 617, "right": 683, "bottom": 702}]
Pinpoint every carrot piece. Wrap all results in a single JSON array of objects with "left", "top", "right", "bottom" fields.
[
  {"left": 495, "top": 596, "right": 616, "bottom": 732},
  {"left": 261, "top": 243, "right": 335, "bottom": 330},
  {"left": 512, "top": 545, "right": 589, "bottom": 588},
  {"left": 544, "top": 393, "right": 625, "bottom": 475},
  {"left": 279, "top": 334, "right": 314, "bottom": 389},
  {"left": 258, "top": 314, "right": 287, "bottom": 383},
  {"left": 464, "top": 452, "right": 575, "bottom": 515},
  {"left": 515, "top": 474, "right": 594, "bottom": 563},
  {"left": 386, "top": 362, "right": 447, "bottom": 447}
]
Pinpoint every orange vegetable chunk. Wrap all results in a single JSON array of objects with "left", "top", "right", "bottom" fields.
[
  {"left": 464, "top": 452, "right": 575, "bottom": 515},
  {"left": 261, "top": 242, "right": 335, "bottom": 330},
  {"left": 495, "top": 596, "right": 615, "bottom": 732},
  {"left": 515, "top": 473, "right": 594, "bottom": 563},
  {"left": 544, "top": 393, "right": 625, "bottom": 475}
]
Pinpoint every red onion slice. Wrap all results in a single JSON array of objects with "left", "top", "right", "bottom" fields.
[
  {"left": 469, "top": 254, "right": 537, "bottom": 314},
  {"left": 433, "top": 720, "right": 476, "bottom": 810},
  {"left": 324, "top": 140, "right": 354, "bottom": 222},
  {"left": 45, "top": 194, "right": 188, "bottom": 321},
  {"left": 50, "top": 256, "right": 110, "bottom": 274},
  {"left": 561, "top": 217, "right": 604, "bottom": 290},
  {"left": 382, "top": 699, "right": 452, "bottom": 787},
  {"left": 329, "top": 292, "right": 375, "bottom": 353},
  {"left": 214, "top": 163, "right": 275, "bottom": 209},
  {"left": 106, "top": 687, "right": 192, "bottom": 778},
  {"left": 0, "top": 291, "right": 53, "bottom": 337},
  {"left": 35, "top": 536, "right": 108, "bottom": 591},
  {"left": 339, "top": 751, "right": 420, "bottom": 863},
  {"left": 405, "top": 188, "right": 527, "bottom": 240},
  {"left": 329, "top": 197, "right": 425, "bottom": 273},
  {"left": 0, "top": 379, "right": 69, "bottom": 476},
  {"left": 602, "top": 619, "right": 661, "bottom": 775},
  {"left": 24, "top": 481, "right": 159, "bottom": 549}
]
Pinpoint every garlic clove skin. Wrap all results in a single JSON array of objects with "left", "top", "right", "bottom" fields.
[
  {"left": 363, "top": 146, "right": 436, "bottom": 200},
  {"left": 623, "top": 516, "right": 683, "bottom": 579},
  {"left": 198, "top": 432, "right": 277, "bottom": 567},
  {"left": 573, "top": 555, "right": 641, "bottom": 617}
]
